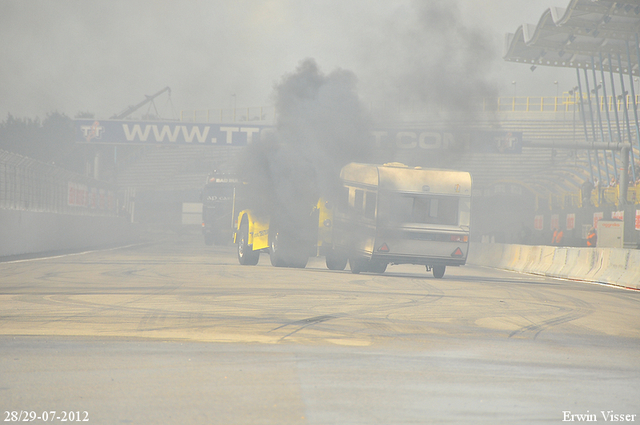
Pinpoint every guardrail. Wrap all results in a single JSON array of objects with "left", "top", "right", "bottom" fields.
[
  {"left": 180, "top": 94, "right": 640, "bottom": 119},
  {"left": 543, "top": 183, "right": 640, "bottom": 210},
  {"left": 0, "top": 149, "right": 117, "bottom": 216},
  {"left": 484, "top": 94, "right": 640, "bottom": 113}
]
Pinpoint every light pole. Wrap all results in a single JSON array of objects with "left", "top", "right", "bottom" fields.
[{"left": 568, "top": 86, "right": 578, "bottom": 144}]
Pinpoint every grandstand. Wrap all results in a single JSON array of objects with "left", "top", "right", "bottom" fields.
[
  {"left": 496, "top": 0, "right": 640, "bottom": 247},
  {"left": 116, "top": 145, "right": 241, "bottom": 191}
]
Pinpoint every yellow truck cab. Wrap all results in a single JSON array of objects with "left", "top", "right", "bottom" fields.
[{"left": 234, "top": 199, "right": 334, "bottom": 268}]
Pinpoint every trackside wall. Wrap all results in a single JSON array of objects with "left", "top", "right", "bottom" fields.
[
  {"left": 467, "top": 242, "right": 640, "bottom": 290},
  {"left": 0, "top": 209, "right": 139, "bottom": 258}
]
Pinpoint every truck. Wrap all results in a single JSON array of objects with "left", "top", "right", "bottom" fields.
[
  {"left": 234, "top": 162, "right": 472, "bottom": 278},
  {"left": 201, "top": 172, "right": 238, "bottom": 245}
]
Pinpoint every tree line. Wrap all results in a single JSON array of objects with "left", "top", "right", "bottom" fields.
[{"left": 0, "top": 112, "right": 93, "bottom": 174}]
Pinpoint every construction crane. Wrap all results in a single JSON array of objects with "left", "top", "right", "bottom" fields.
[{"left": 110, "top": 86, "right": 171, "bottom": 120}]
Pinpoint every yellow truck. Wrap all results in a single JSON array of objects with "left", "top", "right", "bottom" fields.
[
  {"left": 234, "top": 198, "right": 335, "bottom": 268},
  {"left": 234, "top": 162, "right": 472, "bottom": 278}
]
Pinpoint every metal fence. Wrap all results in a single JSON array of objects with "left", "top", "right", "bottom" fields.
[
  {"left": 180, "top": 95, "right": 640, "bottom": 120},
  {"left": 485, "top": 94, "right": 640, "bottom": 113},
  {"left": 0, "top": 149, "right": 117, "bottom": 216},
  {"left": 545, "top": 183, "right": 640, "bottom": 211}
]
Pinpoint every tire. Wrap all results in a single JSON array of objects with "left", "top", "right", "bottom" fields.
[
  {"left": 204, "top": 233, "right": 214, "bottom": 246},
  {"left": 269, "top": 229, "right": 309, "bottom": 268},
  {"left": 288, "top": 255, "right": 309, "bottom": 269},
  {"left": 368, "top": 261, "right": 388, "bottom": 274},
  {"left": 237, "top": 221, "right": 259, "bottom": 265},
  {"left": 269, "top": 230, "right": 288, "bottom": 267},
  {"left": 432, "top": 265, "right": 446, "bottom": 279},
  {"left": 326, "top": 251, "right": 348, "bottom": 271},
  {"left": 349, "top": 257, "right": 368, "bottom": 274}
]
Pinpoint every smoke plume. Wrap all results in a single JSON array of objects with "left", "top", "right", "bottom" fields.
[
  {"left": 363, "top": 0, "right": 499, "bottom": 124},
  {"left": 237, "top": 58, "right": 374, "bottom": 231}
]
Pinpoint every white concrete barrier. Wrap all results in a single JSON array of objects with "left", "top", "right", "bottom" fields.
[
  {"left": 620, "top": 251, "right": 640, "bottom": 288},
  {"left": 595, "top": 249, "right": 628, "bottom": 285},
  {"left": 468, "top": 242, "right": 639, "bottom": 290},
  {"left": 567, "top": 248, "right": 598, "bottom": 281}
]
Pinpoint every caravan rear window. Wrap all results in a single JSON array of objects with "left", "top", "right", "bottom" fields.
[{"left": 383, "top": 194, "right": 458, "bottom": 225}]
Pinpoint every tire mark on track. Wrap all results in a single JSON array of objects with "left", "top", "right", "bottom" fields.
[
  {"left": 269, "top": 314, "right": 343, "bottom": 341},
  {"left": 268, "top": 274, "right": 449, "bottom": 342},
  {"left": 508, "top": 289, "right": 595, "bottom": 339}
]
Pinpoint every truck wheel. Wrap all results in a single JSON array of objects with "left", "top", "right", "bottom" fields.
[
  {"left": 326, "top": 250, "right": 348, "bottom": 271},
  {"left": 269, "top": 231, "right": 288, "bottom": 267},
  {"left": 368, "top": 261, "right": 387, "bottom": 274},
  {"left": 432, "top": 265, "right": 446, "bottom": 278},
  {"left": 237, "top": 221, "right": 259, "bottom": 265},
  {"left": 288, "top": 254, "right": 308, "bottom": 269},
  {"left": 349, "top": 257, "right": 368, "bottom": 274},
  {"left": 204, "top": 233, "right": 214, "bottom": 246}
]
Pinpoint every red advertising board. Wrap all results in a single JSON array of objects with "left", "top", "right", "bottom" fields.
[
  {"left": 534, "top": 215, "right": 544, "bottom": 230},
  {"left": 593, "top": 212, "right": 604, "bottom": 229}
]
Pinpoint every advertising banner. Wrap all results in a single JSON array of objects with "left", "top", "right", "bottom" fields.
[
  {"left": 68, "top": 181, "right": 114, "bottom": 211},
  {"left": 75, "top": 120, "right": 522, "bottom": 154},
  {"left": 593, "top": 212, "right": 604, "bottom": 229},
  {"left": 68, "top": 182, "right": 88, "bottom": 207},
  {"left": 566, "top": 213, "right": 575, "bottom": 231},
  {"left": 75, "top": 119, "right": 269, "bottom": 146},
  {"left": 534, "top": 215, "right": 544, "bottom": 231},
  {"left": 371, "top": 129, "right": 522, "bottom": 153}
]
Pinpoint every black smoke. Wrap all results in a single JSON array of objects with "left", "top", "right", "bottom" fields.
[
  {"left": 411, "top": 1, "right": 497, "bottom": 118},
  {"left": 236, "top": 58, "right": 374, "bottom": 233},
  {"left": 359, "top": 0, "right": 501, "bottom": 167},
  {"left": 360, "top": 0, "right": 501, "bottom": 125}
]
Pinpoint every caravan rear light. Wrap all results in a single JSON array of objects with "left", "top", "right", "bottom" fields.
[
  {"left": 450, "top": 235, "right": 468, "bottom": 242},
  {"left": 378, "top": 243, "right": 390, "bottom": 252}
]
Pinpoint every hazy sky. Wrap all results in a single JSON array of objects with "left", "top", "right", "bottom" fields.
[{"left": 0, "top": 0, "right": 576, "bottom": 120}]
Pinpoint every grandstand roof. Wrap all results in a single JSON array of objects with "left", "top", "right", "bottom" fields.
[{"left": 504, "top": 0, "right": 640, "bottom": 74}]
